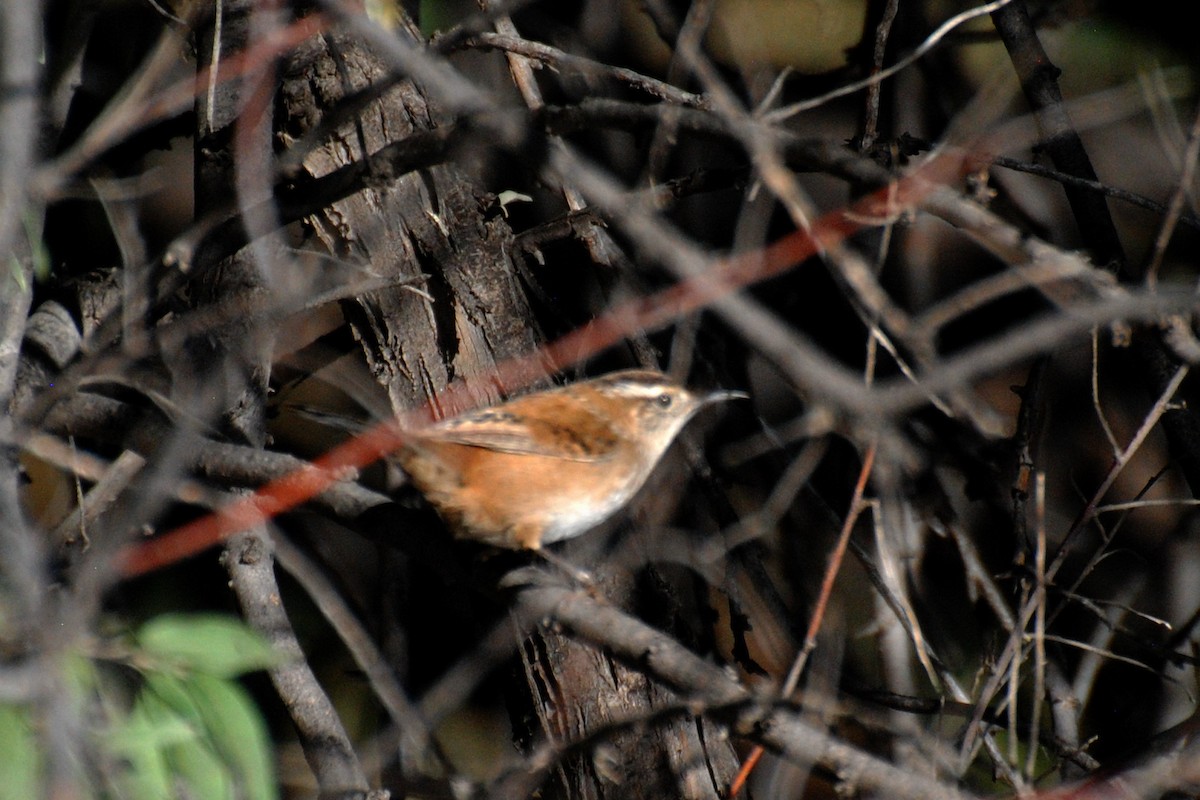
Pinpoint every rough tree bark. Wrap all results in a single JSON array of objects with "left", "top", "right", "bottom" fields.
[{"left": 276, "top": 11, "right": 741, "bottom": 797}]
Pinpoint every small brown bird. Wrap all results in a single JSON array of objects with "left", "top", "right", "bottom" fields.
[{"left": 396, "top": 369, "right": 746, "bottom": 550}]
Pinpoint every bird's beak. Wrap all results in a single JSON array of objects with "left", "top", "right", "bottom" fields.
[{"left": 701, "top": 389, "right": 750, "bottom": 406}]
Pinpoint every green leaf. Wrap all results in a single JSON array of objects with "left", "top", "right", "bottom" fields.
[
  {"left": 187, "top": 674, "right": 277, "bottom": 800},
  {"left": 142, "top": 672, "right": 203, "bottom": 724},
  {"left": 168, "top": 722, "right": 235, "bottom": 800},
  {"left": 141, "top": 672, "right": 277, "bottom": 800},
  {"left": 8, "top": 255, "right": 28, "bottom": 292},
  {"left": 137, "top": 614, "right": 279, "bottom": 677},
  {"left": 23, "top": 210, "right": 50, "bottom": 283},
  {"left": 0, "top": 705, "right": 41, "bottom": 800},
  {"left": 108, "top": 692, "right": 193, "bottom": 800}
]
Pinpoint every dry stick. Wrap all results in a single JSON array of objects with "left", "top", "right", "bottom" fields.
[
  {"left": 1091, "top": 332, "right": 1122, "bottom": 453},
  {"left": 1045, "top": 661, "right": 1095, "bottom": 778},
  {"left": 1095, "top": 498, "right": 1200, "bottom": 514},
  {"left": 859, "top": 0, "right": 901, "bottom": 153},
  {"left": 874, "top": 290, "right": 1193, "bottom": 417},
  {"left": 52, "top": 450, "right": 147, "bottom": 548},
  {"left": 1010, "top": 355, "right": 1049, "bottom": 561},
  {"left": 788, "top": 446, "right": 879, "bottom": 694},
  {"left": 991, "top": 155, "right": 1200, "bottom": 232},
  {"left": 1006, "top": 360, "right": 1047, "bottom": 773},
  {"left": 1147, "top": 98, "right": 1200, "bottom": 287},
  {"left": 913, "top": 248, "right": 1111, "bottom": 339},
  {"left": 1036, "top": 636, "right": 1160, "bottom": 675},
  {"left": 951, "top": 522, "right": 1018, "bottom": 633},
  {"left": 992, "top": 0, "right": 1122, "bottom": 269},
  {"left": 0, "top": 0, "right": 41, "bottom": 702},
  {"left": 639, "top": 0, "right": 713, "bottom": 183},
  {"left": 1007, "top": 608, "right": 1022, "bottom": 765},
  {"left": 469, "top": 31, "right": 706, "bottom": 108},
  {"left": 204, "top": 0, "right": 224, "bottom": 128},
  {"left": 230, "top": 2, "right": 285, "bottom": 272},
  {"left": 223, "top": 525, "right": 373, "bottom": 795},
  {"left": 1071, "top": 582, "right": 1146, "bottom": 711},
  {"left": 1026, "top": 473, "right": 1048, "bottom": 781},
  {"left": 0, "top": 0, "right": 43, "bottom": 266},
  {"left": 728, "top": 443, "right": 878, "bottom": 798},
  {"left": 875, "top": 499, "right": 943, "bottom": 685}
]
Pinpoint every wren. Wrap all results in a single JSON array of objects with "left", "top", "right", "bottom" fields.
[{"left": 395, "top": 369, "right": 746, "bottom": 550}]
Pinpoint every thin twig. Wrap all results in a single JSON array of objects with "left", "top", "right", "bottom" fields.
[
  {"left": 467, "top": 31, "right": 707, "bottom": 108},
  {"left": 1147, "top": 97, "right": 1200, "bottom": 286},
  {"left": 1025, "top": 473, "right": 1047, "bottom": 780},
  {"left": 766, "top": 0, "right": 1014, "bottom": 122},
  {"left": 729, "top": 443, "right": 877, "bottom": 796}
]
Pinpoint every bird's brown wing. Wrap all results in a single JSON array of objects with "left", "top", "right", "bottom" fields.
[{"left": 418, "top": 401, "right": 619, "bottom": 461}]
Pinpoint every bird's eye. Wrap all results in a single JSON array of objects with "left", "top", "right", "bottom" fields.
[{"left": 656, "top": 393, "right": 672, "bottom": 408}]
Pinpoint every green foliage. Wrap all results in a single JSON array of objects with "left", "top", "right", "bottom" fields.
[
  {"left": 6, "top": 210, "right": 50, "bottom": 291},
  {"left": 25, "top": 211, "right": 51, "bottom": 284},
  {"left": 136, "top": 613, "right": 280, "bottom": 678},
  {"left": 0, "top": 705, "right": 40, "bottom": 800},
  {"left": 0, "top": 613, "right": 280, "bottom": 800}
]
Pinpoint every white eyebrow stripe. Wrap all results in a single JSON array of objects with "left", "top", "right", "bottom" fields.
[{"left": 610, "top": 383, "right": 670, "bottom": 398}]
